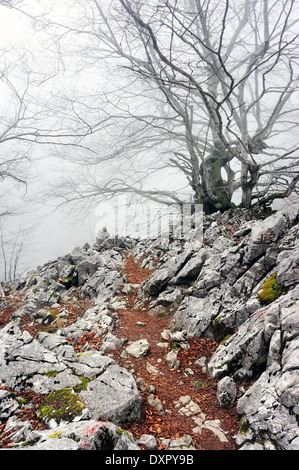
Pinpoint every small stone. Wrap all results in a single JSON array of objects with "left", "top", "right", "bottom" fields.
[
  {"left": 101, "top": 333, "right": 123, "bottom": 353},
  {"left": 146, "top": 384, "right": 157, "bottom": 394},
  {"left": 203, "top": 420, "right": 229, "bottom": 442},
  {"left": 138, "top": 434, "right": 158, "bottom": 450},
  {"left": 126, "top": 339, "right": 150, "bottom": 358},
  {"left": 148, "top": 305, "right": 168, "bottom": 317},
  {"left": 146, "top": 362, "right": 161, "bottom": 375},
  {"left": 161, "top": 330, "right": 171, "bottom": 340},
  {"left": 195, "top": 356, "right": 206, "bottom": 367},
  {"left": 165, "top": 350, "right": 180, "bottom": 370},
  {"left": 184, "top": 368, "right": 194, "bottom": 376},
  {"left": 216, "top": 376, "right": 237, "bottom": 407},
  {"left": 179, "top": 407, "right": 192, "bottom": 417},
  {"left": 165, "top": 435, "right": 195, "bottom": 450},
  {"left": 147, "top": 394, "right": 164, "bottom": 413},
  {"left": 192, "top": 426, "right": 202, "bottom": 434},
  {"left": 135, "top": 377, "right": 146, "bottom": 387},
  {"left": 156, "top": 342, "right": 169, "bottom": 349},
  {"left": 122, "top": 284, "right": 135, "bottom": 295},
  {"left": 179, "top": 395, "right": 192, "bottom": 405}
]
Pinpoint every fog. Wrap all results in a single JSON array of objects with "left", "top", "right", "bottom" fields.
[
  {"left": 0, "top": 3, "right": 188, "bottom": 280},
  {"left": 0, "top": 7, "right": 100, "bottom": 279},
  {"left": 0, "top": 1, "right": 298, "bottom": 281}
]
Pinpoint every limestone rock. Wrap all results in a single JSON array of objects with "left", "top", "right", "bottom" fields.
[
  {"left": 169, "top": 295, "right": 221, "bottom": 337},
  {"left": 138, "top": 434, "right": 158, "bottom": 450},
  {"left": 161, "top": 435, "right": 196, "bottom": 450},
  {"left": 245, "top": 211, "right": 288, "bottom": 264},
  {"left": 18, "top": 419, "right": 140, "bottom": 450},
  {"left": 126, "top": 339, "right": 150, "bottom": 358},
  {"left": 79, "top": 365, "right": 142, "bottom": 425},
  {"left": 141, "top": 249, "right": 193, "bottom": 296},
  {"left": 165, "top": 350, "right": 180, "bottom": 370},
  {"left": 148, "top": 305, "right": 168, "bottom": 317},
  {"left": 216, "top": 376, "right": 237, "bottom": 407},
  {"left": 170, "top": 248, "right": 209, "bottom": 285},
  {"left": 276, "top": 248, "right": 299, "bottom": 287},
  {"left": 147, "top": 394, "right": 164, "bottom": 413},
  {"left": 101, "top": 332, "right": 123, "bottom": 353},
  {"left": 0, "top": 390, "right": 19, "bottom": 421}
]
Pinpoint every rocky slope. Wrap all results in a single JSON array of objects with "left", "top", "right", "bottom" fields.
[{"left": 0, "top": 204, "right": 298, "bottom": 450}]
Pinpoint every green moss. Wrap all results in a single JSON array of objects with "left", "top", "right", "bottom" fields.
[
  {"left": 73, "top": 376, "right": 92, "bottom": 393},
  {"left": 47, "top": 292, "right": 59, "bottom": 303},
  {"left": 116, "top": 427, "right": 131, "bottom": 438},
  {"left": 49, "top": 308, "right": 60, "bottom": 316},
  {"left": 29, "top": 273, "right": 40, "bottom": 283},
  {"left": 171, "top": 340, "right": 181, "bottom": 351},
  {"left": 35, "top": 308, "right": 59, "bottom": 322},
  {"left": 220, "top": 334, "right": 233, "bottom": 345},
  {"left": 239, "top": 419, "right": 250, "bottom": 435},
  {"left": 193, "top": 379, "right": 214, "bottom": 388},
  {"left": 15, "top": 397, "right": 28, "bottom": 406},
  {"left": 37, "top": 387, "right": 86, "bottom": 425},
  {"left": 43, "top": 370, "right": 59, "bottom": 378},
  {"left": 258, "top": 273, "right": 283, "bottom": 305},
  {"left": 169, "top": 300, "right": 181, "bottom": 314},
  {"left": 48, "top": 431, "right": 64, "bottom": 439},
  {"left": 211, "top": 316, "right": 234, "bottom": 343}
]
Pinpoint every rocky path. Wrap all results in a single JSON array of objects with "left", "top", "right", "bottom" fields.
[
  {"left": 0, "top": 250, "right": 241, "bottom": 450},
  {"left": 107, "top": 253, "right": 240, "bottom": 450}
]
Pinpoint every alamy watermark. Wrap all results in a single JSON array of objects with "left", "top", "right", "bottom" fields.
[{"left": 94, "top": 196, "right": 203, "bottom": 243}]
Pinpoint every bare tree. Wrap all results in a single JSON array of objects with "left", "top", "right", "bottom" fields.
[
  {"left": 0, "top": 27, "right": 110, "bottom": 217},
  {"left": 0, "top": 10, "right": 115, "bottom": 275},
  {"left": 9, "top": 0, "right": 299, "bottom": 214},
  {"left": 0, "top": 218, "right": 27, "bottom": 281}
]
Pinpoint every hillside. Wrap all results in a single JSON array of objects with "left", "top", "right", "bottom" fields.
[{"left": 0, "top": 205, "right": 298, "bottom": 451}]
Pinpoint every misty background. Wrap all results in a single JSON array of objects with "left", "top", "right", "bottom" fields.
[
  {"left": 0, "top": 7, "right": 99, "bottom": 279},
  {"left": 0, "top": 2, "right": 196, "bottom": 279},
  {"left": 0, "top": 1, "right": 298, "bottom": 281}
]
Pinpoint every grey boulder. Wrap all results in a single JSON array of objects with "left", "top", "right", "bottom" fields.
[
  {"left": 80, "top": 365, "right": 142, "bottom": 425},
  {"left": 126, "top": 339, "right": 150, "bottom": 358}
]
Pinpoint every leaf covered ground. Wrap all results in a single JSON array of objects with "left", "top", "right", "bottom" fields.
[{"left": 0, "top": 252, "right": 242, "bottom": 450}]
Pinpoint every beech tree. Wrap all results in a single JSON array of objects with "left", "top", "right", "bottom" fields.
[{"left": 9, "top": 0, "right": 299, "bottom": 214}]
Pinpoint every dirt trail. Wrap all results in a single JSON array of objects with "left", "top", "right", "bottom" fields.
[
  {"left": 0, "top": 251, "right": 241, "bottom": 450},
  {"left": 109, "top": 254, "right": 240, "bottom": 450}
]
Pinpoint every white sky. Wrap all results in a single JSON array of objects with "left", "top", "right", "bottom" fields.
[
  {"left": 0, "top": 5, "right": 101, "bottom": 278},
  {"left": 0, "top": 4, "right": 176, "bottom": 279},
  {"left": 0, "top": 3, "right": 193, "bottom": 279}
]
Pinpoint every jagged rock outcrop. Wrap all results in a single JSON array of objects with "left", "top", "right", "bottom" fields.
[
  {"left": 15, "top": 419, "right": 140, "bottom": 450},
  {"left": 0, "top": 237, "right": 143, "bottom": 450},
  {"left": 0, "top": 322, "right": 141, "bottom": 425},
  {"left": 1, "top": 205, "right": 299, "bottom": 450},
  {"left": 136, "top": 204, "right": 299, "bottom": 450}
]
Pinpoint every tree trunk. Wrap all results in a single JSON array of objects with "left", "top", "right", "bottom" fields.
[
  {"left": 241, "top": 161, "right": 260, "bottom": 208},
  {"left": 199, "top": 148, "right": 235, "bottom": 214}
]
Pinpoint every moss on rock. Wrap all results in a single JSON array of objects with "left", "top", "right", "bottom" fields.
[
  {"left": 211, "top": 316, "right": 234, "bottom": 343},
  {"left": 38, "top": 387, "right": 86, "bottom": 425},
  {"left": 258, "top": 273, "right": 283, "bottom": 305}
]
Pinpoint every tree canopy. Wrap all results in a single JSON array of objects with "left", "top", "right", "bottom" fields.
[{"left": 2, "top": 0, "right": 299, "bottom": 216}]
